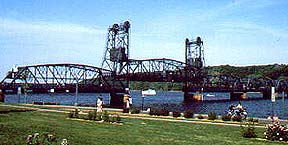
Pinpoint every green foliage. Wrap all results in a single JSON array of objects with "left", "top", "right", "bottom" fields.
[
  {"left": 265, "top": 122, "right": 288, "bottom": 141},
  {"left": 88, "top": 110, "right": 98, "bottom": 121},
  {"left": 232, "top": 115, "right": 242, "bottom": 122},
  {"left": 184, "top": 110, "right": 194, "bottom": 118},
  {"left": 26, "top": 132, "right": 58, "bottom": 145},
  {"left": 247, "top": 117, "right": 258, "bottom": 123},
  {"left": 102, "top": 111, "right": 110, "bottom": 122},
  {"left": 208, "top": 112, "right": 217, "bottom": 120},
  {"left": 221, "top": 114, "right": 231, "bottom": 121},
  {"left": 129, "top": 81, "right": 182, "bottom": 91},
  {"left": 130, "top": 108, "right": 141, "bottom": 114},
  {"left": 205, "top": 64, "right": 288, "bottom": 80},
  {"left": 241, "top": 121, "right": 257, "bottom": 138},
  {"left": 197, "top": 114, "right": 204, "bottom": 119},
  {"left": 68, "top": 108, "right": 79, "bottom": 118},
  {"left": 149, "top": 109, "right": 169, "bottom": 116},
  {"left": 69, "top": 109, "right": 120, "bottom": 123},
  {"left": 172, "top": 111, "right": 181, "bottom": 117}
]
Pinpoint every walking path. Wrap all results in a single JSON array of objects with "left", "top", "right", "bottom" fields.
[{"left": 1, "top": 103, "right": 286, "bottom": 128}]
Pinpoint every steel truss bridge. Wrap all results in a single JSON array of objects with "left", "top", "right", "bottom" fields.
[{"left": 1, "top": 21, "right": 288, "bottom": 107}]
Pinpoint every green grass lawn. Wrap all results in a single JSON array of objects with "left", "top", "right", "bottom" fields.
[{"left": 0, "top": 106, "right": 286, "bottom": 145}]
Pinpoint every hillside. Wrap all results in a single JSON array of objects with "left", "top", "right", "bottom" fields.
[
  {"left": 130, "top": 64, "right": 288, "bottom": 91},
  {"left": 204, "top": 64, "right": 288, "bottom": 80}
]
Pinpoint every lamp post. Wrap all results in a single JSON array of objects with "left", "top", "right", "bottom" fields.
[
  {"left": 271, "top": 87, "right": 276, "bottom": 116},
  {"left": 75, "top": 78, "right": 79, "bottom": 106},
  {"left": 141, "top": 94, "right": 145, "bottom": 111}
]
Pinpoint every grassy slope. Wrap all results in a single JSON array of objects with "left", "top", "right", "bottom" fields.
[{"left": 0, "top": 107, "right": 286, "bottom": 145}]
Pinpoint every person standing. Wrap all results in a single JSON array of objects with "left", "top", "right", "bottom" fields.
[
  {"left": 128, "top": 96, "right": 132, "bottom": 108},
  {"left": 126, "top": 98, "right": 130, "bottom": 109},
  {"left": 97, "top": 97, "right": 104, "bottom": 113},
  {"left": 0, "top": 89, "right": 4, "bottom": 102}
]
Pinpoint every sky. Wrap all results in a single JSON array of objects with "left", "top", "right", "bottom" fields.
[{"left": 1, "top": 0, "right": 288, "bottom": 79}]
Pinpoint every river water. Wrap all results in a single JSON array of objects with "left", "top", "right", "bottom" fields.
[{"left": 4, "top": 91, "right": 288, "bottom": 119}]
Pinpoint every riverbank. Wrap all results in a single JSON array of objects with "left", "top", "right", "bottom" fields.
[{"left": 1, "top": 103, "right": 288, "bottom": 144}]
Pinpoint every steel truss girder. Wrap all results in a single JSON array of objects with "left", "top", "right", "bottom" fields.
[
  {"left": 1, "top": 63, "right": 111, "bottom": 87},
  {"left": 118, "top": 58, "right": 188, "bottom": 82}
]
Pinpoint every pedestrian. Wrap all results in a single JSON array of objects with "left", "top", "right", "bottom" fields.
[
  {"left": 126, "top": 97, "right": 130, "bottom": 109},
  {"left": 0, "top": 89, "right": 4, "bottom": 102},
  {"left": 128, "top": 96, "right": 133, "bottom": 108},
  {"left": 97, "top": 97, "right": 104, "bottom": 113}
]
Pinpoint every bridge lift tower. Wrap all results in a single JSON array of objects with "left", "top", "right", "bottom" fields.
[
  {"left": 184, "top": 37, "right": 205, "bottom": 101},
  {"left": 101, "top": 21, "right": 130, "bottom": 107}
]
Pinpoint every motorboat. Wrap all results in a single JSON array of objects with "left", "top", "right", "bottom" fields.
[
  {"left": 206, "top": 94, "right": 215, "bottom": 97},
  {"left": 142, "top": 89, "right": 156, "bottom": 96}
]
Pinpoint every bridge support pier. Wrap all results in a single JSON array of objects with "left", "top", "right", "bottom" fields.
[
  {"left": 230, "top": 92, "right": 247, "bottom": 101},
  {"left": 262, "top": 89, "right": 272, "bottom": 99},
  {"left": 184, "top": 92, "right": 203, "bottom": 102},
  {"left": 110, "top": 92, "right": 125, "bottom": 109}
]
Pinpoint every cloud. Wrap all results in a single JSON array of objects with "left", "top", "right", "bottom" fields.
[
  {"left": 0, "top": 18, "right": 105, "bottom": 34},
  {"left": 0, "top": 18, "right": 107, "bottom": 79}
]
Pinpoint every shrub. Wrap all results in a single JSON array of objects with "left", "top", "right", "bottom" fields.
[
  {"left": 221, "top": 114, "right": 231, "bottom": 121},
  {"left": 264, "top": 122, "right": 288, "bottom": 141},
  {"left": 149, "top": 109, "right": 169, "bottom": 116},
  {"left": 88, "top": 110, "right": 98, "bottom": 120},
  {"left": 68, "top": 108, "right": 79, "bottom": 118},
  {"left": 149, "top": 109, "right": 157, "bottom": 115},
  {"left": 197, "top": 114, "right": 204, "bottom": 119},
  {"left": 160, "top": 109, "right": 169, "bottom": 116},
  {"left": 123, "top": 108, "right": 129, "bottom": 113},
  {"left": 241, "top": 121, "right": 257, "bottom": 138},
  {"left": 247, "top": 117, "right": 258, "bottom": 123},
  {"left": 184, "top": 110, "right": 194, "bottom": 118},
  {"left": 232, "top": 115, "right": 242, "bottom": 122},
  {"left": 208, "top": 112, "right": 217, "bottom": 120},
  {"left": 26, "top": 132, "right": 58, "bottom": 145},
  {"left": 130, "top": 108, "right": 141, "bottom": 114},
  {"left": 115, "top": 114, "right": 121, "bottom": 123},
  {"left": 172, "top": 111, "right": 181, "bottom": 117},
  {"left": 102, "top": 111, "right": 110, "bottom": 122}
]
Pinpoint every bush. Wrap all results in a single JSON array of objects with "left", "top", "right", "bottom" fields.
[
  {"left": 208, "top": 112, "right": 217, "bottom": 120},
  {"left": 26, "top": 132, "right": 58, "bottom": 145},
  {"left": 265, "top": 122, "right": 288, "bottom": 141},
  {"left": 115, "top": 114, "right": 121, "bottom": 123},
  {"left": 68, "top": 108, "right": 79, "bottom": 118},
  {"left": 184, "top": 110, "right": 194, "bottom": 118},
  {"left": 149, "top": 109, "right": 169, "bottom": 116},
  {"left": 123, "top": 108, "right": 129, "bottom": 113},
  {"left": 241, "top": 122, "right": 257, "bottom": 138},
  {"left": 102, "top": 111, "right": 110, "bottom": 122},
  {"left": 88, "top": 110, "right": 98, "bottom": 120},
  {"left": 232, "top": 115, "right": 242, "bottom": 122},
  {"left": 197, "top": 114, "right": 204, "bottom": 119},
  {"left": 160, "top": 109, "right": 169, "bottom": 116},
  {"left": 221, "top": 114, "right": 231, "bottom": 121},
  {"left": 130, "top": 108, "right": 141, "bottom": 114},
  {"left": 247, "top": 117, "right": 258, "bottom": 123},
  {"left": 172, "top": 111, "right": 181, "bottom": 117}
]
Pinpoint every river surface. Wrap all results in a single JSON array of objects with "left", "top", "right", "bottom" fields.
[{"left": 4, "top": 91, "right": 288, "bottom": 119}]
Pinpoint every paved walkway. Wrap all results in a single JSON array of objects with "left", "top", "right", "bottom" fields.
[{"left": 1, "top": 103, "right": 286, "bottom": 128}]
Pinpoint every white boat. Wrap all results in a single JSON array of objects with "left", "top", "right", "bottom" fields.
[
  {"left": 142, "top": 89, "right": 156, "bottom": 96},
  {"left": 206, "top": 94, "right": 215, "bottom": 97}
]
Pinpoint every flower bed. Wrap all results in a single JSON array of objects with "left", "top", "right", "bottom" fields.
[{"left": 264, "top": 121, "right": 288, "bottom": 141}]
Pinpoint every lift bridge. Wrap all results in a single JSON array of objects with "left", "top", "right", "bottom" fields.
[{"left": 1, "top": 21, "right": 287, "bottom": 107}]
